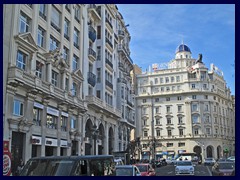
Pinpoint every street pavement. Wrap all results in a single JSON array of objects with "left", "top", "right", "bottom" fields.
[{"left": 155, "top": 164, "right": 212, "bottom": 176}]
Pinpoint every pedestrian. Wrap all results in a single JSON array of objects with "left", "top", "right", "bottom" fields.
[{"left": 16, "top": 159, "right": 24, "bottom": 176}]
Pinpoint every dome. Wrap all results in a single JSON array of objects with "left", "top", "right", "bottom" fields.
[{"left": 175, "top": 44, "right": 191, "bottom": 54}]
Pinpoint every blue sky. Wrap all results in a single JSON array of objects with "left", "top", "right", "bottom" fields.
[{"left": 117, "top": 4, "right": 235, "bottom": 95}]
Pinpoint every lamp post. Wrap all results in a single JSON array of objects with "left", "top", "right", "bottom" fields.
[{"left": 92, "top": 124, "right": 99, "bottom": 155}]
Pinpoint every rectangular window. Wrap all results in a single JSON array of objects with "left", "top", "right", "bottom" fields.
[
  {"left": 73, "top": 28, "right": 79, "bottom": 48},
  {"left": 143, "top": 130, "right": 148, "bottom": 137},
  {"left": 167, "top": 130, "right": 172, "bottom": 136},
  {"left": 33, "top": 107, "right": 42, "bottom": 126},
  {"left": 192, "top": 104, "right": 197, "bottom": 111},
  {"left": 143, "top": 99, "right": 146, "bottom": 103},
  {"left": 166, "top": 97, "right": 170, "bottom": 101},
  {"left": 61, "top": 116, "right": 67, "bottom": 131},
  {"left": 19, "top": 12, "right": 30, "bottom": 33},
  {"left": 62, "top": 46, "right": 69, "bottom": 62},
  {"left": 96, "top": 90, "right": 101, "bottom": 98},
  {"left": 178, "top": 142, "right": 185, "bottom": 147},
  {"left": 167, "top": 118, "right": 171, "bottom": 124},
  {"left": 49, "top": 35, "right": 59, "bottom": 51},
  {"left": 51, "top": 70, "right": 58, "bottom": 86},
  {"left": 64, "top": 18, "right": 70, "bottom": 40},
  {"left": 179, "top": 129, "right": 184, "bottom": 136},
  {"left": 72, "top": 54, "right": 78, "bottom": 71},
  {"left": 72, "top": 82, "right": 77, "bottom": 96},
  {"left": 154, "top": 78, "right": 158, "bottom": 84},
  {"left": 166, "top": 87, "right": 170, "bottom": 91},
  {"left": 65, "top": 4, "right": 71, "bottom": 13},
  {"left": 71, "top": 116, "right": 76, "bottom": 129},
  {"left": 194, "top": 128, "right": 199, "bottom": 135},
  {"left": 204, "top": 95, "right": 208, "bottom": 99},
  {"left": 177, "top": 96, "right": 181, "bottom": 100},
  {"left": 156, "top": 118, "right": 160, "bottom": 125},
  {"left": 39, "top": 4, "right": 46, "bottom": 20},
  {"left": 13, "top": 99, "right": 24, "bottom": 116},
  {"left": 97, "top": 26, "right": 101, "bottom": 39},
  {"left": 16, "top": 50, "right": 27, "bottom": 70},
  {"left": 155, "top": 107, "right": 159, "bottom": 113},
  {"left": 37, "top": 26, "right": 45, "bottom": 47},
  {"left": 35, "top": 61, "right": 42, "bottom": 78},
  {"left": 192, "top": 115, "right": 199, "bottom": 123},
  {"left": 156, "top": 130, "right": 161, "bottom": 137},
  {"left": 65, "top": 77, "right": 69, "bottom": 91},
  {"left": 51, "top": 6, "right": 61, "bottom": 32},
  {"left": 191, "top": 84, "right": 195, "bottom": 89},
  {"left": 160, "top": 78, "right": 163, "bottom": 83},
  {"left": 178, "top": 116, "right": 183, "bottom": 124},
  {"left": 97, "top": 68, "right": 101, "bottom": 83},
  {"left": 171, "top": 77, "right": 174, "bottom": 82},
  {"left": 46, "top": 114, "right": 57, "bottom": 129},
  {"left": 192, "top": 95, "right": 197, "bottom": 99},
  {"left": 206, "top": 128, "right": 211, "bottom": 135},
  {"left": 178, "top": 105, "right": 182, "bottom": 112},
  {"left": 155, "top": 98, "right": 159, "bottom": 102},
  {"left": 166, "top": 106, "right": 171, "bottom": 113},
  {"left": 165, "top": 77, "right": 169, "bottom": 83},
  {"left": 74, "top": 6, "right": 80, "bottom": 22},
  {"left": 167, "top": 143, "right": 173, "bottom": 147},
  {"left": 176, "top": 76, "right": 180, "bottom": 82},
  {"left": 205, "top": 104, "right": 209, "bottom": 111},
  {"left": 203, "top": 84, "right": 207, "bottom": 89}
]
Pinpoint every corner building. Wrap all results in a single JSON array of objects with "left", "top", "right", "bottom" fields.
[
  {"left": 3, "top": 4, "right": 135, "bottom": 174},
  {"left": 135, "top": 44, "right": 235, "bottom": 161}
]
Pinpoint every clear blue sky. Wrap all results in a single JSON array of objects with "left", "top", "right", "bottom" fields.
[{"left": 117, "top": 4, "right": 235, "bottom": 95}]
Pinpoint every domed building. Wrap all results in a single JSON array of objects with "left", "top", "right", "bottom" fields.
[{"left": 135, "top": 43, "right": 235, "bottom": 162}]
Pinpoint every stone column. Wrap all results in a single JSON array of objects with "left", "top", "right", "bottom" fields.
[
  {"left": 104, "top": 121, "right": 109, "bottom": 155},
  {"left": 40, "top": 99, "right": 49, "bottom": 156}
]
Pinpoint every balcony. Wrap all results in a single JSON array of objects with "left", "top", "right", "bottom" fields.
[
  {"left": 88, "top": 47, "right": 96, "bottom": 62},
  {"left": 88, "top": 26, "right": 96, "bottom": 42},
  {"left": 118, "top": 30, "right": 124, "bottom": 38},
  {"left": 117, "top": 78, "right": 127, "bottom": 84},
  {"left": 87, "top": 72, "right": 96, "bottom": 87},
  {"left": 105, "top": 18, "right": 113, "bottom": 30},
  {"left": 118, "top": 44, "right": 133, "bottom": 64},
  {"left": 86, "top": 95, "right": 121, "bottom": 118},
  {"left": 118, "top": 62, "right": 124, "bottom": 71},
  {"left": 105, "top": 58, "right": 113, "bottom": 69},
  {"left": 105, "top": 38, "right": 113, "bottom": 51},
  {"left": 88, "top": 4, "right": 101, "bottom": 21},
  {"left": 105, "top": 80, "right": 113, "bottom": 89}
]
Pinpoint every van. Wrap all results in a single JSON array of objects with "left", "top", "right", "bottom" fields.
[{"left": 19, "top": 155, "right": 116, "bottom": 176}]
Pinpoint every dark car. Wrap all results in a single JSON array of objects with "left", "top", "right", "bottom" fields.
[
  {"left": 116, "top": 165, "right": 141, "bottom": 176},
  {"left": 134, "top": 163, "right": 156, "bottom": 176},
  {"left": 212, "top": 161, "right": 235, "bottom": 176}
]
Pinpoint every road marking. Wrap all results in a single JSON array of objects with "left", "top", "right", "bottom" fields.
[
  {"left": 167, "top": 171, "right": 173, "bottom": 174},
  {"left": 206, "top": 166, "right": 212, "bottom": 176}
]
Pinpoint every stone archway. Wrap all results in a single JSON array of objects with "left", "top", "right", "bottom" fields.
[
  {"left": 98, "top": 123, "right": 105, "bottom": 155},
  {"left": 206, "top": 145, "right": 214, "bottom": 158},
  {"left": 193, "top": 145, "right": 202, "bottom": 160},
  {"left": 84, "top": 119, "right": 93, "bottom": 155},
  {"left": 108, "top": 127, "right": 114, "bottom": 154}
]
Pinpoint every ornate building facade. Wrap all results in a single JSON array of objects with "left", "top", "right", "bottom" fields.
[
  {"left": 135, "top": 44, "right": 235, "bottom": 161},
  {"left": 3, "top": 4, "right": 135, "bottom": 175}
]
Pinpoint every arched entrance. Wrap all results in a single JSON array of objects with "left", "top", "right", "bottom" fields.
[
  {"left": 206, "top": 146, "right": 214, "bottom": 158},
  {"left": 85, "top": 119, "right": 93, "bottom": 155},
  {"left": 98, "top": 123, "right": 105, "bottom": 155},
  {"left": 193, "top": 145, "right": 202, "bottom": 161},
  {"left": 108, "top": 127, "right": 114, "bottom": 154}
]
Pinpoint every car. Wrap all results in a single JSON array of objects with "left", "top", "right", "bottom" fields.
[
  {"left": 212, "top": 161, "right": 235, "bottom": 176},
  {"left": 114, "top": 159, "right": 124, "bottom": 166},
  {"left": 116, "top": 165, "right": 141, "bottom": 176},
  {"left": 134, "top": 163, "right": 156, "bottom": 176},
  {"left": 175, "top": 160, "right": 195, "bottom": 176},
  {"left": 227, "top": 156, "right": 235, "bottom": 162},
  {"left": 204, "top": 157, "right": 216, "bottom": 166}
]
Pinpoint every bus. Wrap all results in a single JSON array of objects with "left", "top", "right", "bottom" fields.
[{"left": 19, "top": 155, "right": 116, "bottom": 176}]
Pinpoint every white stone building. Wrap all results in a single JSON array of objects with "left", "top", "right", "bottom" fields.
[
  {"left": 3, "top": 4, "right": 135, "bottom": 175},
  {"left": 135, "top": 44, "right": 235, "bottom": 161}
]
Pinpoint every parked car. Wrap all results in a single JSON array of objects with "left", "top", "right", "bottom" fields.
[
  {"left": 204, "top": 158, "right": 216, "bottom": 166},
  {"left": 175, "top": 160, "right": 195, "bottom": 176},
  {"left": 134, "top": 163, "right": 156, "bottom": 176},
  {"left": 114, "top": 159, "right": 124, "bottom": 166},
  {"left": 116, "top": 165, "right": 141, "bottom": 176},
  {"left": 212, "top": 161, "right": 235, "bottom": 176},
  {"left": 227, "top": 156, "right": 235, "bottom": 162},
  {"left": 19, "top": 155, "right": 116, "bottom": 176}
]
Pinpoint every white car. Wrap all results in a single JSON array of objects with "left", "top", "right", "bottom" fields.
[{"left": 175, "top": 160, "right": 195, "bottom": 176}]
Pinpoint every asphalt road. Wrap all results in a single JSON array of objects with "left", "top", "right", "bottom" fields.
[{"left": 155, "top": 164, "right": 212, "bottom": 176}]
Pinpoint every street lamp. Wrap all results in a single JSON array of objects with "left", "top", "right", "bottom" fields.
[{"left": 92, "top": 124, "right": 99, "bottom": 155}]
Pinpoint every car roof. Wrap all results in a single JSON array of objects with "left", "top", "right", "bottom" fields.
[
  {"left": 116, "top": 165, "right": 135, "bottom": 168},
  {"left": 28, "top": 155, "right": 114, "bottom": 160}
]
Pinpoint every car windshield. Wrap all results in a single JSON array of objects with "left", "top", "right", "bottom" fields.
[
  {"left": 136, "top": 165, "right": 147, "bottom": 172},
  {"left": 177, "top": 161, "right": 192, "bottom": 166},
  {"left": 116, "top": 168, "right": 132, "bottom": 176},
  {"left": 218, "top": 163, "right": 235, "bottom": 169},
  {"left": 206, "top": 158, "right": 213, "bottom": 161}
]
